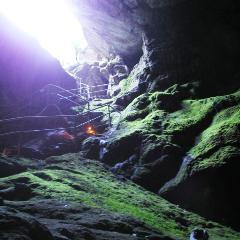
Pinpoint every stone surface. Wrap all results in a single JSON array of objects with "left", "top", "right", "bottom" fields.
[
  {"left": 72, "top": 54, "right": 129, "bottom": 98},
  {"left": 0, "top": 200, "right": 167, "bottom": 240}
]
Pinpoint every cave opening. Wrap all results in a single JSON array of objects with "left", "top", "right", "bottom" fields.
[
  {"left": 0, "top": 0, "right": 132, "bottom": 98},
  {"left": 0, "top": 0, "right": 92, "bottom": 67}
]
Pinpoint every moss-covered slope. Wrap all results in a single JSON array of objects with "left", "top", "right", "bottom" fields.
[{"left": 0, "top": 154, "right": 239, "bottom": 240}]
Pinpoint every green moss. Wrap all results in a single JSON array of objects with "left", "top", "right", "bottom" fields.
[
  {"left": 187, "top": 105, "right": 240, "bottom": 171},
  {"left": 190, "top": 105, "right": 240, "bottom": 156},
  {"left": 118, "top": 75, "right": 138, "bottom": 96},
  {"left": 104, "top": 93, "right": 169, "bottom": 163},
  {"left": 162, "top": 98, "right": 214, "bottom": 135},
  {"left": 149, "top": 91, "right": 173, "bottom": 102},
  {"left": 119, "top": 93, "right": 166, "bottom": 131},
  {"left": 192, "top": 146, "right": 240, "bottom": 172},
  {"left": 1, "top": 157, "right": 239, "bottom": 240},
  {"left": 104, "top": 90, "right": 240, "bottom": 168}
]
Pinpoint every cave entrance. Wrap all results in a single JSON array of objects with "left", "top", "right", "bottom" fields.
[
  {"left": 0, "top": 0, "right": 130, "bottom": 98},
  {"left": 0, "top": 0, "right": 90, "bottom": 67}
]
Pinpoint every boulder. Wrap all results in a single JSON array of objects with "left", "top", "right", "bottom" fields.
[{"left": 159, "top": 100, "right": 240, "bottom": 229}]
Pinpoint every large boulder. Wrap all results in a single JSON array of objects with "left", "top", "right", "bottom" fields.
[{"left": 159, "top": 102, "right": 240, "bottom": 229}]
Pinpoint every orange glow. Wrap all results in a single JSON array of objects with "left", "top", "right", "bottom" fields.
[
  {"left": 61, "top": 131, "right": 75, "bottom": 141},
  {"left": 85, "top": 125, "right": 97, "bottom": 135},
  {"left": 57, "top": 130, "right": 75, "bottom": 141}
]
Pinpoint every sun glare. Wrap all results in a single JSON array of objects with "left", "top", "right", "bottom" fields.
[{"left": 0, "top": 0, "right": 88, "bottom": 66}]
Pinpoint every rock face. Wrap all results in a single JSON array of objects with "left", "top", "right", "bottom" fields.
[
  {"left": 0, "top": 206, "right": 54, "bottom": 240},
  {"left": 159, "top": 101, "right": 240, "bottom": 229},
  {"left": 72, "top": 54, "right": 129, "bottom": 98},
  {"left": 71, "top": 0, "right": 144, "bottom": 67},
  {"left": 72, "top": 0, "right": 240, "bottom": 96}
]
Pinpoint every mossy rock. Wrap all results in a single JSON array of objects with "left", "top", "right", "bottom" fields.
[
  {"left": 159, "top": 100, "right": 240, "bottom": 229},
  {"left": 0, "top": 154, "right": 239, "bottom": 240},
  {"left": 74, "top": 84, "right": 240, "bottom": 230}
]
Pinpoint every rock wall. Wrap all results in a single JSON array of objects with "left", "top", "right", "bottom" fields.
[{"left": 71, "top": 0, "right": 240, "bottom": 96}]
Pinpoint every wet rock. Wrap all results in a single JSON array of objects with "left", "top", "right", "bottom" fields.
[
  {"left": 34, "top": 172, "right": 52, "bottom": 181},
  {"left": 159, "top": 100, "right": 240, "bottom": 229},
  {"left": 114, "top": 90, "right": 139, "bottom": 107},
  {"left": 131, "top": 154, "right": 183, "bottom": 192},
  {"left": 190, "top": 228, "right": 209, "bottom": 240},
  {"left": 102, "top": 131, "right": 141, "bottom": 165},
  {"left": 146, "top": 235, "right": 175, "bottom": 240},
  {"left": 131, "top": 166, "right": 152, "bottom": 186}
]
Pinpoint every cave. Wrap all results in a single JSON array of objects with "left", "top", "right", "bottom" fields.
[{"left": 0, "top": 1, "right": 240, "bottom": 240}]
